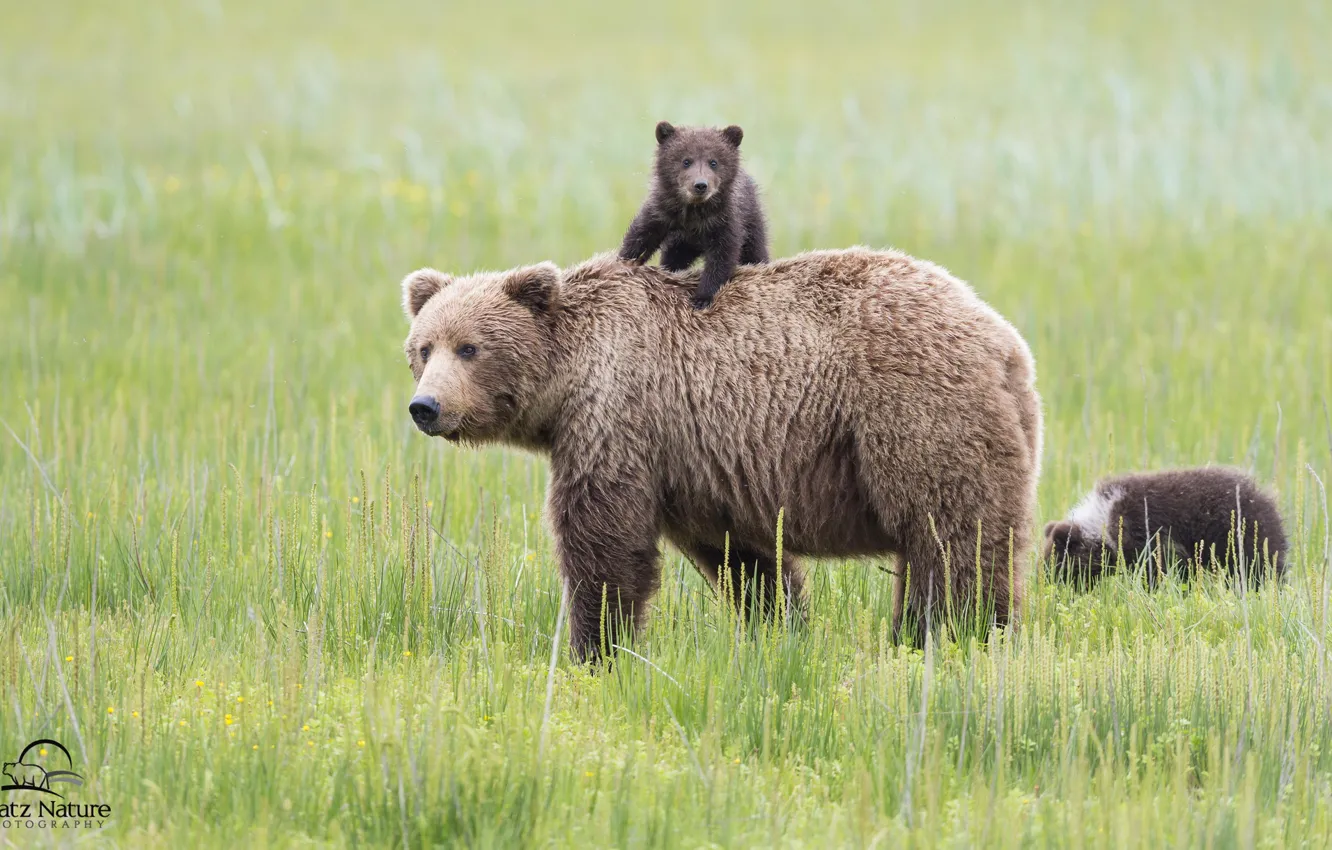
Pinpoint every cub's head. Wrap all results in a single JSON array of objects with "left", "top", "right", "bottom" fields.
[
  {"left": 1043, "top": 520, "right": 1115, "bottom": 587},
  {"left": 653, "top": 121, "right": 744, "bottom": 206},
  {"left": 401, "top": 262, "right": 560, "bottom": 444}
]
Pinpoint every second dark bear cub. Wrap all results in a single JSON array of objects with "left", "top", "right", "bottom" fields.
[
  {"left": 1044, "top": 467, "right": 1288, "bottom": 589},
  {"left": 619, "top": 121, "right": 769, "bottom": 310}
]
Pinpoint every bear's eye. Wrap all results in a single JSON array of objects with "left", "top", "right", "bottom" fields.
[
  {"left": 419, "top": 345, "right": 431, "bottom": 363},
  {"left": 682, "top": 158, "right": 692, "bottom": 168},
  {"left": 708, "top": 159, "right": 718, "bottom": 169},
  {"left": 456, "top": 344, "right": 478, "bottom": 360}
]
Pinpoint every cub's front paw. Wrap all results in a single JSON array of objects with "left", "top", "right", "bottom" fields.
[{"left": 690, "top": 291, "right": 715, "bottom": 311}]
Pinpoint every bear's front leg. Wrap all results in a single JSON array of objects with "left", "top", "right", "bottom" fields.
[
  {"left": 549, "top": 464, "right": 661, "bottom": 664},
  {"left": 618, "top": 206, "right": 670, "bottom": 265},
  {"left": 692, "top": 222, "right": 744, "bottom": 310}
]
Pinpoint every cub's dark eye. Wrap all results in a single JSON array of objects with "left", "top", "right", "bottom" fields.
[
  {"left": 682, "top": 158, "right": 692, "bottom": 168},
  {"left": 456, "top": 344, "right": 478, "bottom": 360},
  {"left": 419, "top": 346, "right": 431, "bottom": 362},
  {"left": 708, "top": 159, "right": 718, "bottom": 169}
]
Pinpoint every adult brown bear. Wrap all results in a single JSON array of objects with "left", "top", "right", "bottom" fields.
[{"left": 400, "top": 249, "right": 1043, "bottom": 661}]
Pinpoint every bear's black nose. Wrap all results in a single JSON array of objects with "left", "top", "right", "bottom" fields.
[
  {"left": 692, "top": 180, "right": 709, "bottom": 194},
  {"left": 409, "top": 395, "right": 440, "bottom": 426}
]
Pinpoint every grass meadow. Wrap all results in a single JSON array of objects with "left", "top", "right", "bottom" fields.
[{"left": 2, "top": 0, "right": 1332, "bottom": 845}]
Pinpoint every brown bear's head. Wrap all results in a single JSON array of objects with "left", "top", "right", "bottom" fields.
[
  {"left": 401, "top": 262, "right": 560, "bottom": 445},
  {"left": 1043, "top": 520, "right": 1115, "bottom": 587},
  {"left": 653, "top": 122, "right": 744, "bottom": 207}
]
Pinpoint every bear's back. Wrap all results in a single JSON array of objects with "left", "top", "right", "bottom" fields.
[
  {"left": 554, "top": 250, "right": 1032, "bottom": 420},
  {"left": 558, "top": 249, "right": 1020, "bottom": 355},
  {"left": 1103, "top": 468, "right": 1285, "bottom": 565}
]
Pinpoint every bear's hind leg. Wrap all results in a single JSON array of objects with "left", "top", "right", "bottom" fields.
[
  {"left": 897, "top": 514, "right": 1025, "bottom": 646},
  {"left": 682, "top": 541, "right": 805, "bottom": 623},
  {"left": 738, "top": 211, "right": 768, "bottom": 265},
  {"left": 856, "top": 428, "right": 1029, "bottom": 644}
]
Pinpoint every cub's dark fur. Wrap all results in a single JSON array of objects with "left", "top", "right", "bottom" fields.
[
  {"left": 1044, "top": 467, "right": 1288, "bottom": 588},
  {"left": 618, "top": 121, "right": 769, "bottom": 309}
]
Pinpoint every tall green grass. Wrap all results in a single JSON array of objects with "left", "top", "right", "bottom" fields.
[{"left": 2, "top": 0, "right": 1331, "bottom": 845}]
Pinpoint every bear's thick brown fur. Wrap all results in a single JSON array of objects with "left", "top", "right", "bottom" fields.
[{"left": 401, "top": 248, "right": 1043, "bottom": 661}]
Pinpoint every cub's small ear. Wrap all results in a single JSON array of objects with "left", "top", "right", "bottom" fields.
[
  {"left": 655, "top": 121, "right": 676, "bottom": 144},
  {"left": 1045, "top": 521, "right": 1075, "bottom": 542},
  {"left": 402, "top": 268, "right": 451, "bottom": 320},
  {"left": 722, "top": 125, "right": 743, "bottom": 148},
  {"left": 505, "top": 262, "right": 560, "bottom": 314}
]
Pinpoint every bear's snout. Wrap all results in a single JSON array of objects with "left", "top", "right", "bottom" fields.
[
  {"left": 409, "top": 395, "right": 440, "bottom": 427},
  {"left": 408, "top": 394, "right": 464, "bottom": 440},
  {"left": 679, "top": 168, "right": 716, "bottom": 204}
]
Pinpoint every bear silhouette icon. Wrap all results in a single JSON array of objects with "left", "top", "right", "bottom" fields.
[{"left": 3, "top": 761, "right": 49, "bottom": 789}]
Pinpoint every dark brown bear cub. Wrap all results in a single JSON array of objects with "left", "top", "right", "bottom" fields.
[
  {"left": 618, "top": 121, "right": 768, "bottom": 310},
  {"left": 1044, "top": 467, "right": 1288, "bottom": 589}
]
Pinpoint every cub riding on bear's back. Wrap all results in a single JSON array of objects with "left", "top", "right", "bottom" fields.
[{"left": 618, "top": 121, "right": 769, "bottom": 310}]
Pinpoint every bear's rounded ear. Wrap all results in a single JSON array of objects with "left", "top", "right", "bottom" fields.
[
  {"left": 1045, "top": 520, "right": 1074, "bottom": 542},
  {"left": 504, "top": 262, "right": 560, "bottom": 314},
  {"left": 401, "top": 268, "right": 451, "bottom": 320},
  {"left": 655, "top": 121, "right": 676, "bottom": 145},
  {"left": 722, "top": 125, "right": 743, "bottom": 148}
]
